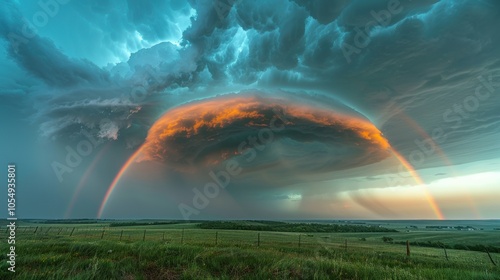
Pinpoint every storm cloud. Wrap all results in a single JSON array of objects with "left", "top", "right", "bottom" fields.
[
  {"left": 137, "top": 93, "right": 391, "bottom": 177},
  {"left": 1, "top": 0, "right": 500, "bottom": 219}
]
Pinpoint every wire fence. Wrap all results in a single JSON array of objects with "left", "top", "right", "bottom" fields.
[
  {"left": 2, "top": 226, "right": 349, "bottom": 248},
  {"left": 1, "top": 226, "right": 498, "bottom": 266}
]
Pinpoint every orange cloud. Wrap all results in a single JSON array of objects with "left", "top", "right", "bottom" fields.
[{"left": 138, "top": 94, "right": 391, "bottom": 172}]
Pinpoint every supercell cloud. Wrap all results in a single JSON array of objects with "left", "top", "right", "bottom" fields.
[
  {"left": 1, "top": 0, "right": 500, "bottom": 219},
  {"left": 138, "top": 93, "right": 390, "bottom": 177}
]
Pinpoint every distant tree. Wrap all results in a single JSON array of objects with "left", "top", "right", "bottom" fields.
[{"left": 382, "top": 236, "right": 394, "bottom": 243}]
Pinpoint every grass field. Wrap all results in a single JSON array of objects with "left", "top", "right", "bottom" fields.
[{"left": 0, "top": 220, "right": 499, "bottom": 279}]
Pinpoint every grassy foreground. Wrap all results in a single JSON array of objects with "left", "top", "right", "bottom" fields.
[
  {"left": 0, "top": 221, "right": 499, "bottom": 279},
  {"left": 1, "top": 239, "right": 499, "bottom": 279}
]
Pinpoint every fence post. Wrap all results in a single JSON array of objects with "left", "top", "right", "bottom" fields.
[
  {"left": 181, "top": 229, "right": 184, "bottom": 244},
  {"left": 298, "top": 234, "right": 301, "bottom": 248},
  {"left": 143, "top": 230, "right": 146, "bottom": 241},
  {"left": 406, "top": 240, "right": 410, "bottom": 257},
  {"left": 215, "top": 231, "right": 218, "bottom": 245},
  {"left": 162, "top": 232, "right": 165, "bottom": 241},
  {"left": 120, "top": 230, "right": 123, "bottom": 241},
  {"left": 442, "top": 246, "right": 449, "bottom": 261},
  {"left": 101, "top": 229, "right": 105, "bottom": 239},
  {"left": 70, "top": 227, "right": 75, "bottom": 237},
  {"left": 486, "top": 250, "right": 497, "bottom": 266},
  {"left": 34, "top": 226, "right": 38, "bottom": 234},
  {"left": 257, "top": 233, "right": 260, "bottom": 247},
  {"left": 58, "top": 228, "right": 62, "bottom": 235}
]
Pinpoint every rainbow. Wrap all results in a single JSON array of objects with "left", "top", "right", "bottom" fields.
[
  {"left": 65, "top": 143, "right": 111, "bottom": 218},
  {"left": 390, "top": 149, "right": 445, "bottom": 220},
  {"left": 397, "top": 114, "right": 479, "bottom": 218},
  {"left": 398, "top": 114, "right": 454, "bottom": 167},
  {"left": 98, "top": 145, "right": 447, "bottom": 220},
  {"left": 96, "top": 102, "right": 449, "bottom": 220},
  {"left": 97, "top": 146, "right": 144, "bottom": 218}
]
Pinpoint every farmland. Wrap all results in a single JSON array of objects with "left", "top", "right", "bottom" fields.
[{"left": 0, "top": 220, "right": 499, "bottom": 279}]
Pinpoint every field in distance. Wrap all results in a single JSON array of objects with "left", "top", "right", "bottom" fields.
[{"left": 0, "top": 219, "right": 499, "bottom": 279}]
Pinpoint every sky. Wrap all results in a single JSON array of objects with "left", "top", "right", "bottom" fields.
[{"left": 0, "top": 0, "right": 499, "bottom": 220}]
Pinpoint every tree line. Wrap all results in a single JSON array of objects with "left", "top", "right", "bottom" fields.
[{"left": 198, "top": 221, "right": 398, "bottom": 233}]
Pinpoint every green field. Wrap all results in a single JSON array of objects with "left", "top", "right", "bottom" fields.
[{"left": 0, "top": 220, "right": 499, "bottom": 279}]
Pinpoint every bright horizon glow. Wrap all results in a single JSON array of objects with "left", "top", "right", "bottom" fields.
[{"left": 343, "top": 171, "right": 500, "bottom": 219}]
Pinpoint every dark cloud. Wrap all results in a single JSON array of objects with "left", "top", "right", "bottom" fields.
[
  {"left": 336, "top": 0, "right": 439, "bottom": 27},
  {"left": 0, "top": 1, "right": 196, "bottom": 144},
  {"left": 293, "top": 0, "right": 350, "bottom": 24},
  {"left": 137, "top": 93, "right": 391, "bottom": 181},
  {"left": 125, "top": 0, "right": 190, "bottom": 42},
  {"left": 0, "top": 3, "right": 110, "bottom": 87},
  {"left": 0, "top": 0, "right": 498, "bottom": 162}
]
